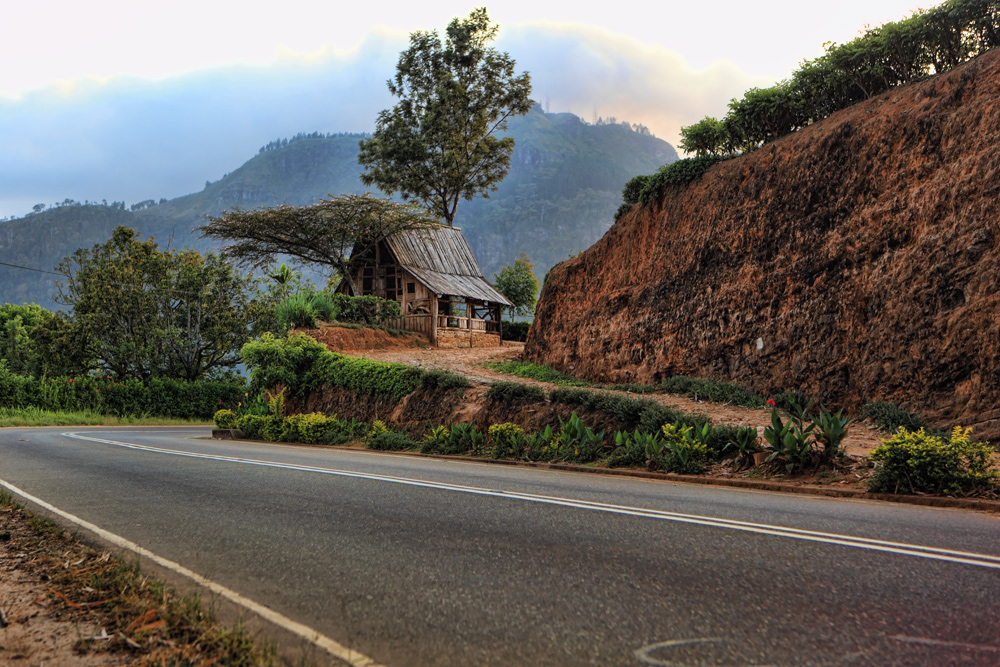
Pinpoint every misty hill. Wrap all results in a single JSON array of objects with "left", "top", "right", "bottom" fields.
[
  {"left": 526, "top": 49, "right": 1000, "bottom": 440},
  {"left": 0, "top": 105, "right": 677, "bottom": 309}
]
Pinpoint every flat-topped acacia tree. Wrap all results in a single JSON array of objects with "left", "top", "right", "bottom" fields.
[{"left": 199, "top": 194, "right": 438, "bottom": 295}]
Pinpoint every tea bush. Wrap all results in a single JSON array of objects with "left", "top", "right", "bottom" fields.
[
  {"left": 660, "top": 375, "right": 765, "bottom": 408},
  {"left": 419, "top": 369, "right": 472, "bottom": 390},
  {"left": 868, "top": 427, "right": 997, "bottom": 496},
  {"left": 861, "top": 401, "right": 926, "bottom": 433},
  {"left": 485, "top": 381, "right": 546, "bottom": 403}
]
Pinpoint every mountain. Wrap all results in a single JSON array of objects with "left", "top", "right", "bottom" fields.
[
  {"left": 525, "top": 49, "right": 1000, "bottom": 440},
  {"left": 0, "top": 106, "right": 677, "bottom": 309}
]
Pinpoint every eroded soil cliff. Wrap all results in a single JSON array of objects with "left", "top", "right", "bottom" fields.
[{"left": 526, "top": 49, "right": 1000, "bottom": 439}]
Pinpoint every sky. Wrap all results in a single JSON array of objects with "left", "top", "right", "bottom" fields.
[{"left": 0, "top": 0, "right": 927, "bottom": 219}]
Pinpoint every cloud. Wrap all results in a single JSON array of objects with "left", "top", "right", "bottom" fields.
[{"left": 0, "top": 24, "right": 770, "bottom": 219}]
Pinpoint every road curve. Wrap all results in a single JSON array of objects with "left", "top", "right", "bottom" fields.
[{"left": 1, "top": 426, "right": 998, "bottom": 666}]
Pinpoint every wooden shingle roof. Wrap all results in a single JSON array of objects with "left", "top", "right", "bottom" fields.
[{"left": 386, "top": 225, "right": 512, "bottom": 306}]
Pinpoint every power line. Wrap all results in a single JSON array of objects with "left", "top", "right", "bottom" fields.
[{"left": 0, "top": 260, "right": 61, "bottom": 276}]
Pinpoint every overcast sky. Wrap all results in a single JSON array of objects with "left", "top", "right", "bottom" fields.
[{"left": 0, "top": 0, "right": 926, "bottom": 219}]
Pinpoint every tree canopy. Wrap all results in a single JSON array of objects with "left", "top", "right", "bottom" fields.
[
  {"left": 199, "top": 194, "right": 438, "bottom": 294},
  {"left": 357, "top": 8, "right": 533, "bottom": 226},
  {"left": 56, "top": 226, "right": 253, "bottom": 381},
  {"left": 493, "top": 254, "right": 539, "bottom": 317}
]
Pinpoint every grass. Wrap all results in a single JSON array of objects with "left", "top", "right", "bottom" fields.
[
  {"left": 0, "top": 407, "right": 212, "bottom": 428},
  {"left": 486, "top": 362, "right": 766, "bottom": 409},
  {"left": 0, "top": 490, "right": 286, "bottom": 666},
  {"left": 485, "top": 361, "right": 593, "bottom": 387}
]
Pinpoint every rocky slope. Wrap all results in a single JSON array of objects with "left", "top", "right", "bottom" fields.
[{"left": 525, "top": 49, "right": 1000, "bottom": 440}]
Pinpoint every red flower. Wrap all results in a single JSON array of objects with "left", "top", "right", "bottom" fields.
[{"left": 766, "top": 399, "right": 776, "bottom": 407}]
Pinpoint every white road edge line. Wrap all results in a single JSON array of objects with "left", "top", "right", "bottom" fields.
[
  {"left": 63, "top": 432, "right": 1000, "bottom": 571},
  {"left": 0, "top": 477, "right": 383, "bottom": 667}
]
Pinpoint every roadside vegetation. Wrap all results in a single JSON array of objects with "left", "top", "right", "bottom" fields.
[
  {"left": 0, "top": 407, "right": 209, "bottom": 428},
  {"left": 0, "top": 490, "right": 288, "bottom": 666},
  {"left": 221, "top": 333, "right": 1000, "bottom": 499}
]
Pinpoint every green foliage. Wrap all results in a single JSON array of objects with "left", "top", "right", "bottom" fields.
[
  {"left": 331, "top": 293, "right": 401, "bottom": 325},
  {"left": 314, "top": 352, "right": 423, "bottom": 400},
  {"left": 200, "top": 194, "right": 438, "bottom": 296},
  {"left": 493, "top": 254, "right": 540, "bottom": 317},
  {"left": 647, "top": 422, "right": 709, "bottom": 474},
  {"left": 678, "top": 116, "right": 727, "bottom": 157},
  {"left": 275, "top": 293, "right": 318, "bottom": 330},
  {"left": 608, "top": 429, "right": 657, "bottom": 468},
  {"left": 551, "top": 412, "right": 606, "bottom": 463},
  {"left": 421, "top": 422, "right": 485, "bottom": 455},
  {"left": 488, "top": 422, "right": 527, "bottom": 459},
  {"left": 678, "top": 0, "right": 1000, "bottom": 156},
  {"left": 500, "top": 320, "right": 531, "bottom": 342},
  {"left": 869, "top": 427, "right": 998, "bottom": 496},
  {"left": 724, "top": 426, "right": 762, "bottom": 467},
  {"left": 636, "top": 156, "right": 729, "bottom": 205},
  {"left": 55, "top": 226, "right": 253, "bottom": 381},
  {"left": 485, "top": 381, "right": 546, "bottom": 403},
  {"left": 307, "top": 292, "right": 338, "bottom": 322},
  {"left": 367, "top": 428, "right": 417, "bottom": 451},
  {"left": 0, "top": 363, "right": 245, "bottom": 419},
  {"left": 621, "top": 174, "right": 650, "bottom": 206},
  {"left": 613, "top": 203, "right": 633, "bottom": 222},
  {"left": 357, "top": 8, "right": 533, "bottom": 225},
  {"left": 861, "top": 400, "right": 926, "bottom": 432},
  {"left": 488, "top": 361, "right": 589, "bottom": 386},
  {"left": 660, "top": 375, "right": 766, "bottom": 408},
  {"left": 814, "top": 408, "right": 852, "bottom": 461},
  {"left": 214, "top": 409, "right": 238, "bottom": 429},
  {"left": 419, "top": 368, "right": 472, "bottom": 390}
]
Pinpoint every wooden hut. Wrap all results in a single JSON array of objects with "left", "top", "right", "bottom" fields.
[{"left": 345, "top": 224, "right": 512, "bottom": 347}]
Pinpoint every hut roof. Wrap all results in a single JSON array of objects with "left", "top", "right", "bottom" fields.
[{"left": 386, "top": 225, "right": 512, "bottom": 306}]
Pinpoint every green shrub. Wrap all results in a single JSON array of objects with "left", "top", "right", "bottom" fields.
[
  {"left": 608, "top": 429, "right": 655, "bottom": 468},
  {"left": 421, "top": 423, "right": 485, "bottom": 455},
  {"left": 552, "top": 413, "right": 606, "bottom": 463},
  {"left": 660, "top": 375, "right": 765, "bottom": 408},
  {"left": 331, "top": 294, "right": 401, "bottom": 325},
  {"left": 485, "top": 381, "right": 546, "bottom": 403},
  {"left": 488, "top": 422, "right": 527, "bottom": 459},
  {"left": 236, "top": 414, "right": 267, "bottom": 439},
  {"left": 367, "top": 429, "right": 416, "bottom": 451},
  {"left": 868, "top": 427, "right": 998, "bottom": 496},
  {"left": 622, "top": 174, "right": 650, "bottom": 206},
  {"left": 501, "top": 321, "right": 532, "bottom": 342},
  {"left": 861, "top": 401, "right": 926, "bottom": 433},
  {"left": 637, "top": 156, "right": 727, "bottom": 205},
  {"left": 0, "top": 364, "right": 244, "bottom": 420},
  {"left": 276, "top": 293, "right": 318, "bottom": 330},
  {"left": 419, "top": 369, "right": 472, "bottom": 390},
  {"left": 295, "top": 413, "right": 337, "bottom": 444},
  {"left": 214, "top": 409, "right": 238, "bottom": 429},
  {"left": 242, "top": 333, "right": 424, "bottom": 400},
  {"left": 260, "top": 415, "right": 285, "bottom": 442},
  {"left": 653, "top": 423, "right": 709, "bottom": 474},
  {"left": 308, "top": 292, "right": 338, "bottom": 322},
  {"left": 487, "top": 361, "right": 588, "bottom": 386}
]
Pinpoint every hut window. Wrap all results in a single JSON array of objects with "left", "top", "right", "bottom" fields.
[{"left": 407, "top": 282, "right": 415, "bottom": 294}]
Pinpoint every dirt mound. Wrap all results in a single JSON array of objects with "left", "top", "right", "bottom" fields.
[
  {"left": 294, "top": 325, "right": 428, "bottom": 351},
  {"left": 526, "top": 49, "right": 1000, "bottom": 440}
]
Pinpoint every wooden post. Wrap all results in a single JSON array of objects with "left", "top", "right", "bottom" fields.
[{"left": 430, "top": 295, "right": 439, "bottom": 347}]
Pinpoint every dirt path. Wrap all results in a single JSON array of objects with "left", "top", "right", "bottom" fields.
[{"left": 336, "top": 337, "right": 886, "bottom": 458}]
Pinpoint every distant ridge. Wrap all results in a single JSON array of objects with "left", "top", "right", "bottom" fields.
[{"left": 0, "top": 105, "right": 676, "bottom": 309}]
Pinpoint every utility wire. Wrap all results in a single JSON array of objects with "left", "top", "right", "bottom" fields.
[{"left": 0, "top": 260, "right": 61, "bottom": 276}]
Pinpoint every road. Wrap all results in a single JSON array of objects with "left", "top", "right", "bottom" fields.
[{"left": 1, "top": 426, "right": 998, "bottom": 666}]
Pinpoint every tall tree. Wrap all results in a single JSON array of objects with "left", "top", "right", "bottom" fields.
[
  {"left": 358, "top": 7, "right": 532, "bottom": 226},
  {"left": 56, "top": 226, "right": 253, "bottom": 381},
  {"left": 493, "top": 254, "right": 539, "bottom": 318},
  {"left": 199, "top": 194, "right": 437, "bottom": 295}
]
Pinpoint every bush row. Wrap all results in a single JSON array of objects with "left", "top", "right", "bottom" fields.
[
  {"left": 0, "top": 364, "right": 244, "bottom": 419},
  {"left": 240, "top": 332, "right": 468, "bottom": 400}
]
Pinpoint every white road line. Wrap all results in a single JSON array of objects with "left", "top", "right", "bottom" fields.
[
  {"left": 0, "top": 476, "right": 383, "bottom": 667},
  {"left": 63, "top": 432, "right": 1000, "bottom": 571}
]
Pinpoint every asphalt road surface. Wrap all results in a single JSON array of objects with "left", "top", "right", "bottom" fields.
[{"left": 1, "top": 426, "right": 998, "bottom": 666}]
